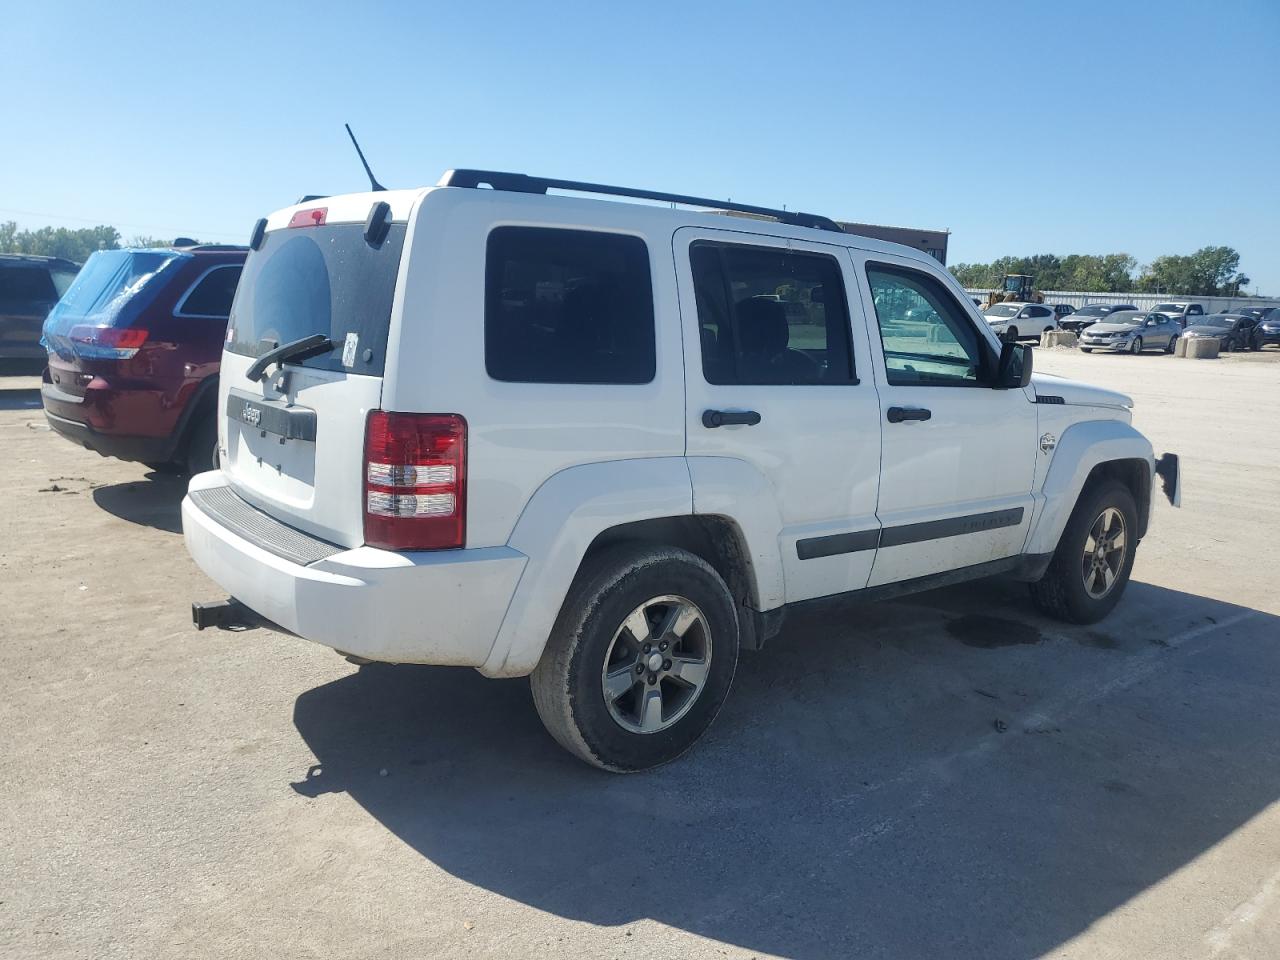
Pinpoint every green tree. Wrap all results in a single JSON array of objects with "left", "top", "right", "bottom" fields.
[
  {"left": 0, "top": 221, "right": 120, "bottom": 262},
  {"left": 1137, "top": 246, "right": 1249, "bottom": 296}
]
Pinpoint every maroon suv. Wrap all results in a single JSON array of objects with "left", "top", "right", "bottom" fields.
[{"left": 41, "top": 243, "right": 246, "bottom": 474}]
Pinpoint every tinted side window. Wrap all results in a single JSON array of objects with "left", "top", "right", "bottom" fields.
[
  {"left": 485, "top": 227, "right": 654, "bottom": 384},
  {"left": 690, "top": 242, "right": 854, "bottom": 385},
  {"left": 1189, "top": 304, "right": 1203, "bottom": 315},
  {"left": 179, "top": 265, "right": 243, "bottom": 318},
  {"left": 0, "top": 266, "right": 57, "bottom": 304},
  {"left": 866, "top": 263, "right": 987, "bottom": 386}
]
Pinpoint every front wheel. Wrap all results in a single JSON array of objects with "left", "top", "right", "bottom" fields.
[
  {"left": 531, "top": 544, "right": 740, "bottom": 772},
  {"left": 1165, "top": 337, "right": 1176, "bottom": 353},
  {"left": 1081, "top": 347, "right": 1093, "bottom": 353},
  {"left": 1030, "top": 480, "right": 1138, "bottom": 625},
  {"left": 1221, "top": 338, "right": 1233, "bottom": 353},
  {"left": 1006, "top": 326, "right": 1019, "bottom": 341},
  {"left": 1129, "top": 337, "right": 1143, "bottom": 354}
]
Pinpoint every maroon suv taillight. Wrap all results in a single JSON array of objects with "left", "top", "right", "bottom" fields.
[{"left": 363, "top": 412, "right": 466, "bottom": 551}]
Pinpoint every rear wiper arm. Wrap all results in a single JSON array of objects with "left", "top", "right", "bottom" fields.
[{"left": 245, "top": 334, "right": 334, "bottom": 382}]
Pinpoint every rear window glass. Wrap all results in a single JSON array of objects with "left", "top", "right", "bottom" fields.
[
  {"left": 43, "top": 249, "right": 183, "bottom": 335},
  {"left": 226, "top": 223, "right": 407, "bottom": 376},
  {"left": 0, "top": 266, "right": 58, "bottom": 304},
  {"left": 178, "top": 265, "right": 242, "bottom": 318},
  {"left": 485, "top": 227, "right": 655, "bottom": 384}
]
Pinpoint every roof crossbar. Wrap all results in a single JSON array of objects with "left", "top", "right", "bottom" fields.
[{"left": 437, "top": 169, "right": 845, "bottom": 234}]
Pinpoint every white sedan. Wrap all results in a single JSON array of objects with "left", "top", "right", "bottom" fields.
[{"left": 983, "top": 302, "right": 1059, "bottom": 340}]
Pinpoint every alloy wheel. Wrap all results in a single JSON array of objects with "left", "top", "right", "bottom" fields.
[
  {"left": 601, "top": 595, "right": 712, "bottom": 735},
  {"left": 1081, "top": 507, "right": 1127, "bottom": 600}
]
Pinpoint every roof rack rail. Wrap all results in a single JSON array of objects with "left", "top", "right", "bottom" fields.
[{"left": 437, "top": 169, "right": 845, "bottom": 234}]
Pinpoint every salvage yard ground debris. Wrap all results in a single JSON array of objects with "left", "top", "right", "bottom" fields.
[{"left": 1, "top": 349, "right": 1279, "bottom": 959}]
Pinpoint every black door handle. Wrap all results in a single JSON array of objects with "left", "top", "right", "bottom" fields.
[
  {"left": 702, "top": 409, "right": 762, "bottom": 428},
  {"left": 886, "top": 406, "right": 931, "bottom": 423}
]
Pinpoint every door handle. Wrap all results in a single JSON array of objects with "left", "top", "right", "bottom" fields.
[
  {"left": 886, "top": 406, "right": 931, "bottom": 424},
  {"left": 702, "top": 409, "right": 762, "bottom": 428}
]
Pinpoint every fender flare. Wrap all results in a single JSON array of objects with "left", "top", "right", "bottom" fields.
[
  {"left": 480, "top": 457, "right": 695, "bottom": 677},
  {"left": 1025, "top": 419, "right": 1154, "bottom": 558},
  {"left": 686, "top": 456, "right": 786, "bottom": 610}
]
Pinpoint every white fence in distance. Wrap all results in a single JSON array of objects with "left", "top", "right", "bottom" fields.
[{"left": 963, "top": 289, "right": 1280, "bottom": 314}]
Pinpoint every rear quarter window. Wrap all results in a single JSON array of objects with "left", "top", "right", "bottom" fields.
[
  {"left": 484, "top": 227, "right": 655, "bottom": 384},
  {"left": 178, "top": 264, "right": 243, "bottom": 318}
]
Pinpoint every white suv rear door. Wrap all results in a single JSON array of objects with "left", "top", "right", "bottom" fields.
[
  {"left": 675, "top": 227, "right": 882, "bottom": 604},
  {"left": 849, "top": 250, "right": 1038, "bottom": 587}
]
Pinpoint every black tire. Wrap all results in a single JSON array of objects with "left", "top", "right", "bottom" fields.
[
  {"left": 184, "top": 414, "right": 219, "bottom": 476},
  {"left": 1007, "top": 326, "right": 1019, "bottom": 341},
  {"left": 1130, "top": 336, "right": 1143, "bottom": 354},
  {"left": 1029, "top": 479, "right": 1139, "bottom": 625},
  {"left": 1081, "top": 348, "right": 1093, "bottom": 353},
  {"left": 531, "top": 543, "right": 740, "bottom": 772}
]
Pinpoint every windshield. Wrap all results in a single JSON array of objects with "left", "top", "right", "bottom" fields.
[
  {"left": 226, "top": 222, "right": 407, "bottom": 376},
  {"left": 42, "top": 249, "right": 185, "bottom": 352},
  {"left": 1107, "top": 312, "right": 1144, "bottom": 325},
  {"left": 985, "top": 304, "right": 1020, "bottom": 318},
  {"left": 1154, "top": 303, "right": 1182, "bottom": 312}
]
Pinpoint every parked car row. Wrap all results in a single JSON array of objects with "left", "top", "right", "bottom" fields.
[{"left": 979, "top": 295, "right": 1280, "bottom": 355}]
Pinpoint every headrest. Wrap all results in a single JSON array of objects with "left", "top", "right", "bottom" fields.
[{"left": 735, "top": 297, "right": 788, "bottom": 356}]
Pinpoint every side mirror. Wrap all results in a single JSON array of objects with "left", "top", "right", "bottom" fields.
[{"left": 996, "top": 341, "right": 1033, "bottom": 389}]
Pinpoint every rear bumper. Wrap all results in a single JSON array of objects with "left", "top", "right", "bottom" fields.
[
  {"left": 44, "top": 405, "right": 174, "bottom": 462},
  {"left": 181, "top": 474, "right": 528, "bottom": 667}
]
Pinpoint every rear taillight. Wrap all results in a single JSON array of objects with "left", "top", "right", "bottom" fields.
[
  {"left": 68, "top": 324, "right": 149, "bottom": 359},
  {"left": 363, "top": 412, "right": 466, "bottom": 551}
]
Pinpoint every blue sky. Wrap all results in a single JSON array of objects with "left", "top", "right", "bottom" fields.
[{"left": 4, "top": 0, "right": 1278, "bottom": 291}]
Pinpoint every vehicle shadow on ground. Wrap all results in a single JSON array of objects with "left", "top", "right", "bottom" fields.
[
  {"left": 92, "top": 475, "right": 186, "bottom": 534},
  {"left": 291, "top": 580, "right": 1279, "bottom": 959}
]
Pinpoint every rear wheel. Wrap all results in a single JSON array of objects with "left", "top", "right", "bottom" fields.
[
  {"left": 1221, "top": 338, "right": 1233, "bottom": 353},
  {"left": 184, "top": 414, "right": 219, "bottom": 476},
  {"left": 1129, "top": 337, "right": 1143, "bottom": 354},
  {"left": 531, "top": 544, "right": 740, "bottom": 772},
  {"left": 1030, "top": 480, "right": 1138, "bottom": 625},
  {"left": 1081, "top": 348, "right": 1093, "bottom": 353}
]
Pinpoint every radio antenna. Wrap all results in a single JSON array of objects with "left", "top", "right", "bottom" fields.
[{"left": 345, "top": 123, "right": 385, "bottom": 192}]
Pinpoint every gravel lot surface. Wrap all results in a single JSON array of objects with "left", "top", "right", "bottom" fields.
[{"left": 2, "top": 349, "right": 1278, "bottom": 960}]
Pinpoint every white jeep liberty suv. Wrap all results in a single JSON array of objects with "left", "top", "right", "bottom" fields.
[{"left": 183, "top": 170, "right": 1180, "bottom": 771}]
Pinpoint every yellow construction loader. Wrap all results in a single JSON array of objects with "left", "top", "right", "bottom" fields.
[{"left": 983, "top": 274, "right": 1044, "bottom": 309}]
